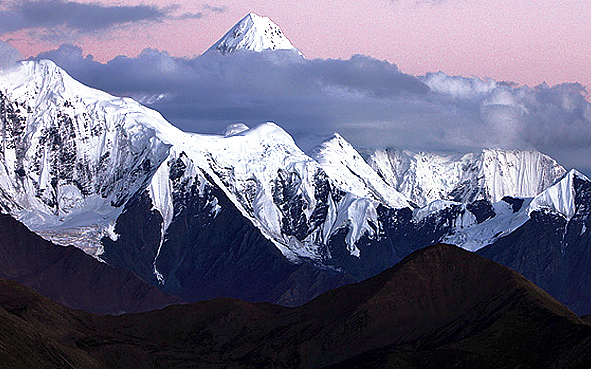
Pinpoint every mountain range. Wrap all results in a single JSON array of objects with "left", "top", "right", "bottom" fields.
[{"left": 0, "top": 12, "right": 591, "bottom": 321}]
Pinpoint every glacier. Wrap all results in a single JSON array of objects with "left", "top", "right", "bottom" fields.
[{"left": 0, "top": 60, "right": 173, "bottom": 255}]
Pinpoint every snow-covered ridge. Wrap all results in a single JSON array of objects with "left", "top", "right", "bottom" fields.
[
  {"left": 2, "top": 57, "right": 588, "bottom": 272},
  {"left": 0, "top": 59, "right": 398, "bottom": 264},
  {"left": 425, "top": 169, "right": 591, "bottom": 252},
  {"left": 0, "top": 60, "right": 179, "bottom": 254},
  {"left": 205, "top": 13, "right": 301, "bottom": 56},
  {"left": 308, "top": 133, "right": 409, "bottom": 209},
  {"left": 160, "top": 123, "right": 396, "bottom": 261},
  {"left": 368, "top": 148, "right": 566, "bottom": 207}
]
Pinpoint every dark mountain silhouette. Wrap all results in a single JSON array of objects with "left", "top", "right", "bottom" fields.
[
  {"left": 0, "top": 214, "right": 181, "bottom": 314},
  {"left": 1, "top": 244, "right": 590, "bottom": 368}
]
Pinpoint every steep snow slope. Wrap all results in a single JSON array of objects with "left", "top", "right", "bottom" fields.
[
  {"left": 205, "top": 13, "right": 302, "bottom": 55},
  {"left": 368, "top": 148, "right": 566, "bottom": 207},
  {"left": 0, "top": 60, "right": 178, "bottom": 254},
  {"left": 436, "top": 198, "right": 532, "bottom": 252},
  {"left": 308, "top": 133, "right": 410, "bottom": 209},
  {"left": 528, "top": 169, "right": 586, "bottom": 220},
  {"left": 148, "top": 123, "right": 406, "bottom": 263}
]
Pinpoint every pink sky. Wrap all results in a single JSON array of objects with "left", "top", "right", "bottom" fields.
[{"left": 6, "top": 0, "right": 591, "bottom": 89}]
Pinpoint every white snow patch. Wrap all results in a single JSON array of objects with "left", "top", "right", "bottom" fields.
[{"left": 105, "top": 222, "right": 119, "bottom": 242}]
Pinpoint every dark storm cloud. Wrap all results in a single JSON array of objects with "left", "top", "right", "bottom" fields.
[
  {"left": 34, "top": 45, "right": 591, "bottom": 174},
  {"left": 0, "top": 0, "right": 173, "bottom": 33}
]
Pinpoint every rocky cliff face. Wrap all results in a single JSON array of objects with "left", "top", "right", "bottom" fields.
[{"left": 102, "top": 146, "right": 355, "bottom": 306}]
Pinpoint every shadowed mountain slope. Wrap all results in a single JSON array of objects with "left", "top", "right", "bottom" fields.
[
  {"left": 0, "top": 214, "right": 181, "bottom": 314},
  {"left": 479, "top": 173, "right": 591, "bottom": 315},
  {"left": 1, "top": 244, "right": 591, "bottom": 368}
]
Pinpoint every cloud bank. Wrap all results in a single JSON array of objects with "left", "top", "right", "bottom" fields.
[{"left": 30, "top": 44, "right": 591, "bottom": 174}]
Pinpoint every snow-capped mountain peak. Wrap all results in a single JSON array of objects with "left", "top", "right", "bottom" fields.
[
  {"left": 528, "top": 169, "right": 590, "bottom": 220},
  {"left": 222, "top": 122, "right": 250, "bottom": 136},
  {"left": 205, "top": 13, "right": 301, "bottom": 55},
  {"left": 0, "top": 60, "right": 179, "bottom": 254}
]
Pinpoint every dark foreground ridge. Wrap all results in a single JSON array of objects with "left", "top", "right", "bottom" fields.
[
  {"left": 0, "top": 214, "right": 181, "bottom": 314},
  {"left": 1, "top": 243, "right": 591, "bottom": 368}
]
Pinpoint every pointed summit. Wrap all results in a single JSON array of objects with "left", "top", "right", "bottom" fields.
[
  {"left": 205, "top": 13, "right": 301, "bottom": 55},
  {"left": 528, "top": 169, "right": 590, "bottom": 220},
  {"left": 309, "top": 133, "right": 411, "bottom": 209}
]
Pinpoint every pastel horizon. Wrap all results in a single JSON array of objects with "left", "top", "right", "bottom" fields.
[{"left": 2, "top": 0, "right": 589, "bottom": 90}]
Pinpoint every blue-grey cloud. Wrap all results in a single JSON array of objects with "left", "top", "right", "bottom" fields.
[
  {"left": 0, "top": 0, "right": 226, "bottom": 39},
  {"left": 35, "top": 45, "right": 591, "bottom": 175},
  {"left": 203, "top": 4, "right": 227, "bottom": 13},
  {"left": 176, "top": 12, "right": 204, "bottom": 20},
  {"left": 0, "top": 40, "right": 22, "bottom": 69},
  {"left": 0, "top": 0, "right": 172, "bottom": 33}
]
